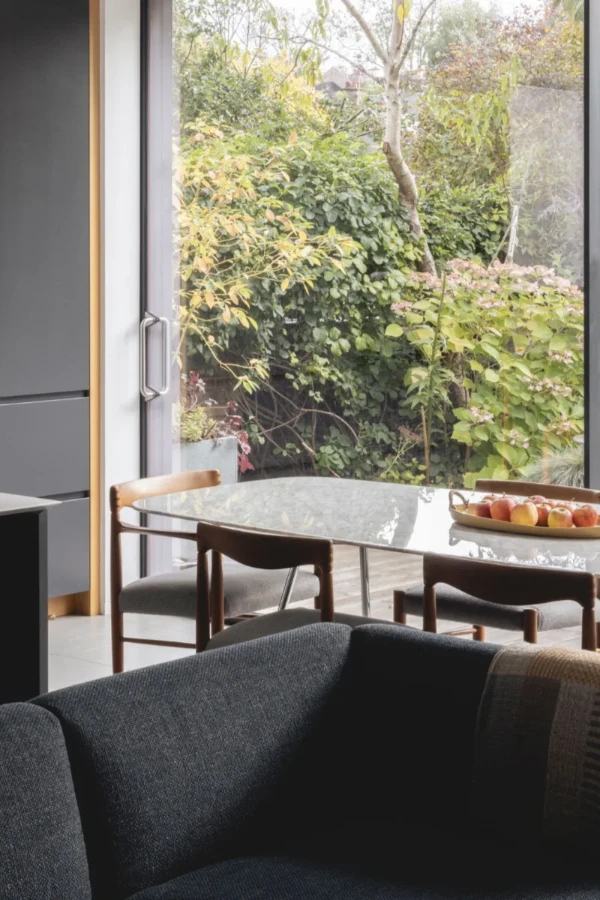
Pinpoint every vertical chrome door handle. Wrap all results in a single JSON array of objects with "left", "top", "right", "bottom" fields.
[
  {"left": 140, "top": 313, "right": 171, "bottom": 402},
  {"left": 140, "top": 314, "right": 156, "bottom": 401}
]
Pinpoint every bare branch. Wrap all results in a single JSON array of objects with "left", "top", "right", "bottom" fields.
[
  {"left": 327, "top": 106, "right": 368, "bottom": 134},
  {"left": 400, "top": 0, "right": 439, "bottom": 67},
  {"left": 288, "top": 36, "right": 383, "bottom": 83},
  {"left": 338, "top": 0, "right": 388, "bottom": 64}
]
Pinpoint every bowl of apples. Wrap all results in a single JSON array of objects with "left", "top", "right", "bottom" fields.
[{"left": 449, "top": 490, "right": 600, "bottom": 538}]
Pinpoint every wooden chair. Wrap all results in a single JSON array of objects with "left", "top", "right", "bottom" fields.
[
  {"left": 476, "top": 479, "right": 600, "bottom": 649},
  {"left": 195, "top": 522, "right": 391, "bottom": 651},
  {"left": 110, "top": 471, "right": 320, "bottom": 672},
  {"left": 394, "top": 553, "right": 597, "bottom": 652}
]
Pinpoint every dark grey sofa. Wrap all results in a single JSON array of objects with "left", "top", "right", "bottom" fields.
[{"left": 0, "top": 624, "right": 597, "bottom": 900}]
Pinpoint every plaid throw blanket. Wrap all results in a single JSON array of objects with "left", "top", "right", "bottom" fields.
[{"left": 472, "top": 644, "right": 600, "bottom": 849}]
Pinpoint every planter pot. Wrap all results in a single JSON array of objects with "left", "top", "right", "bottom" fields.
[{"left": 176, "top": 435, "right": 238, "bottom": 484}]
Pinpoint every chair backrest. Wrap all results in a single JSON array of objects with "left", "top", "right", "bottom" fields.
[
  {"left": 423, "top": 553, "right": 596, "bottom": 610},
  {"left": 110, "top": 469, "right": 221, "bottom": 516},
  {"left": 109, "top": 470, "right": 222, "bottom": 628},
  {"left": 475, "top": 478, "right": 600, "bottom": 504},
  {"left": 195, "top": 522, "right": 335, "bottom": 647}
]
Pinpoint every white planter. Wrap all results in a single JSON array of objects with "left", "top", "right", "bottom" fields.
[{"left": 177, "top": 435, "right": 238, "bottom": 484}]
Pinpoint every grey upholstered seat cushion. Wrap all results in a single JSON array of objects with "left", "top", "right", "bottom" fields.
[
  {"left": 35, "top": 624, "right": 352, "bottom": 900},
  {"left": 401, "top": 582, "right": 587, "bottom": 632},
  {"left": 207, "top": 607, "right": 396, "bottom": 650},
  {"left": 120, "top": 559, "right": 320, "bottom": 618},
  {"left": 0, "top": 704, "right": 92, "bottom": 900}
]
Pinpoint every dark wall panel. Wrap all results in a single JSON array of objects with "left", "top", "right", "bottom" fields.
[
  {"left": 0, "top": 399, "right": 89, "bottom": 497},
  {"left": 0, "top": 0, "right": 90, "bottom": 397}
]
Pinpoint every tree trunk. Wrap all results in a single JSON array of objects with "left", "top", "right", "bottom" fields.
[
  {"left": 383, "top": 62, "right": 436, "bottom": 275},
  {"left": 446, "top": 352, "right": 469, "bottom": 409}
]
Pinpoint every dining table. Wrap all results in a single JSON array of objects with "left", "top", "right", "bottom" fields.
[{"left": 134, "top": 477, "right": 600, "bottom": 618}]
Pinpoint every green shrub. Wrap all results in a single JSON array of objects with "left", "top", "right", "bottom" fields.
[
  {"left": 389, "top": 259, "right": 584, "bottom": 487},
  {"left": 421, "top": 181, "right": 509, "bottom": 265}
]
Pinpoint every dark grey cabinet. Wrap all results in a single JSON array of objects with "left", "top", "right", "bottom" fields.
[
  {"left": 47, "top": 500, "right": 90, "bottom": 598},
  {"left": 0, "top": 400, "right": 89, "bottom": 497},
  {"left": 0, "top": 1, "right": 91, "bottom": 598}
]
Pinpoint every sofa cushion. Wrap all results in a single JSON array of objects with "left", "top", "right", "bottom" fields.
[
  {"left": 0, "top": 703, "right": 91, "bottom": 900},
  {"left": 34, "top": 623, "right": 352, "bottom": 900},
  {"left": 129, "top": 845, "right": 599, "bottom": 900},
  {"left": 334, "top": 625, "right": 498, "bottom": 833}
]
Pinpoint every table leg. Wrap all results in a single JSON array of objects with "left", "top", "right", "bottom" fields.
[
  {"left": 359, "top": 547, "right": 372, "bottom": 618},
  {"left": 278, "top": 567, "right": 299, "bottom": 610}
]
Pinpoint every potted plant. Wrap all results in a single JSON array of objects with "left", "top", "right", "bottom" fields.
[{"left": 174, "top": 371, "right": 254, "bottom": 482}]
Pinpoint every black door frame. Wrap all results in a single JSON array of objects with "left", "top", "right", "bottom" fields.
[{"left": 586, "top": 0, "right": 600, "bottom": 487}]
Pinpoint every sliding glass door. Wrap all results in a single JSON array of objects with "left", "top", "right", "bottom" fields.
[{"left": 143, "top": 0, "right": 592, "bottom": 573}]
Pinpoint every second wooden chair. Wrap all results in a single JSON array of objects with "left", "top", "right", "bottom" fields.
[
  {"left": 394, "top": 553, "right": 597, "bottom": 651},
  {"left": 393, "top": 479, "right": 600, "bottom": 651},
  {"left": 196, "top": 522, "right": 391, "bottom": 651}
]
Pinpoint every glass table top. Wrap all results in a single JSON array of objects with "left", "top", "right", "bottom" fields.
[{"left": 134, "top": 477, "right": 600, "bottom": 574}]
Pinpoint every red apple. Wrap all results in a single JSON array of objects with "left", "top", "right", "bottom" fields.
[
  {"left": 573, "top": 505, "right": 599, "bottom": 528},
  {"left": 490, "top": 497, "right": 516, "bottom": 522},
  {"left": 548, "top": 507, "right": 574, "bottom": 529},
  {"left": 529, "top": 495, "right": 547, "bottom": 504},
  {"left": 535, "top": 503, "right": 552, "bottom": 527},
  {"left": 510, "top": 502, "right": 538, "bottom": 527},
  {"left": 467, "top": 501, "right": 492, "bottom": 518}
]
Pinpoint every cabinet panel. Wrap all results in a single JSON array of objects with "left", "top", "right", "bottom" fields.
[
  {"left": 48, "top": 499, "right": 89, "bottom": 597},
  {"left": 0, "top": 0, "right": 89, "bottom": 397},
  {"left": 0, "top": 399, "right": 89, "bottom": 497}
]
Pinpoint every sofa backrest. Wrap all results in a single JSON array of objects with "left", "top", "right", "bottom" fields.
[
  {"left": 339, "top": 625, "right": 498, "bottom": 831},
  {"left": 35, "top": 623, "right": 352, "bottom": 900},
  {"left": 0, "top": 703, "right": 91, "bottom": 900}
]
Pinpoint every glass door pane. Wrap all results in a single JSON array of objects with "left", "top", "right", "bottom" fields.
[{"left": 145, "top": 0, "right": 585, "bottom": 572}]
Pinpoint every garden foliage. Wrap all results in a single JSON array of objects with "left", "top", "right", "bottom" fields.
[{"left": 174, "top": 0, "right": 584, "bottom": 486}]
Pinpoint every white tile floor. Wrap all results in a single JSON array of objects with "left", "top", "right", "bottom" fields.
[{"left": 48, "top": 546, "right": 587, "bottom": 690}]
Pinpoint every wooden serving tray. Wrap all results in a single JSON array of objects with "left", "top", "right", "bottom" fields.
[{"left": 449, "top": 491, "right": 600, "bottom": 539}]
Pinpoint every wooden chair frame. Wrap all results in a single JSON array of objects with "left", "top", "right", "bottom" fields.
[
  {"left": 476, "top": 479, "right": 600, "bottom": 646},
  {"left": 110, "top": 470, "right": 221, "bottom": 673},
  {"left": 394, "top": 553, "right": 597, "bottom": 652},
  {"left": 195, "top": 522, "right": 334, "bottom": 652}
]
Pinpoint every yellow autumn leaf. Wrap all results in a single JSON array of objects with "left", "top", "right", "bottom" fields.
[
  {"left": 266, "top": 209, "right": 275, "bottom": 222},
  {"left": 397, "top": 4, "right": 404, "bottom": 23},
  {"left": 281, "top": 279, "right": 290, "bottom": 292},
  {"left": 197, "top": 256, "right": 212, "bottom": 274},
  {"left": 222, "top": 306, "right": 231, "bottom": 324}
]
